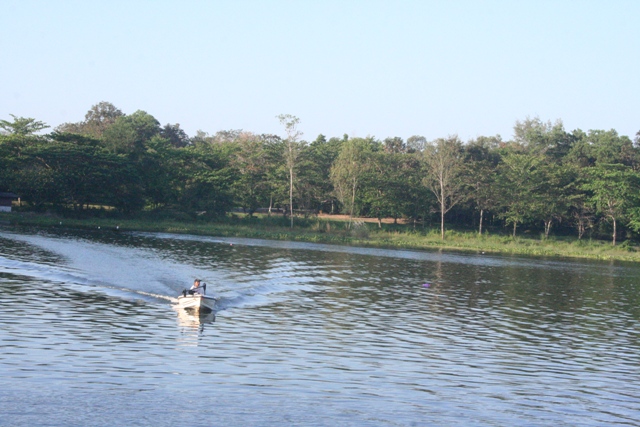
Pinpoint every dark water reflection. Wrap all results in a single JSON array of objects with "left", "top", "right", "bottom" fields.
[{"left": 1, "top": 226, "right": 639, "bottom": 426}]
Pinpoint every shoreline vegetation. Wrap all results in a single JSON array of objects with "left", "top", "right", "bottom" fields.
[
  {"left": 4, "top": 107, "right": 640, "bottom": 253},
  {"left": 2, "top": 211, "right": 639, "bottom": 263}
]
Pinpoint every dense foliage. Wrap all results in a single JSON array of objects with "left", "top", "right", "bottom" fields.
[{"left": 2, "top": 103, "right": 640, "bottom": 244}]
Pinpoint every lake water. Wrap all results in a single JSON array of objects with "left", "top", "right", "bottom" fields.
[{"left": 1, "top": 226, "right": 639, "bottom": 426}]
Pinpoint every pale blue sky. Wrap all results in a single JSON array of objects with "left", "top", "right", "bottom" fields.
[{"left": 2, "top": 0, "right": 638, "bottom": 142}]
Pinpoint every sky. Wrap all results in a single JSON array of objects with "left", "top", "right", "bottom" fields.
[{"left": 1, "top": 0, "right": 639, "bottom": 142}]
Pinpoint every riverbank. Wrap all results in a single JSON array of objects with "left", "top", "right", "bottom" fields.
[{"left": 2, "top": 211, "right": 639, "bottom": 262}]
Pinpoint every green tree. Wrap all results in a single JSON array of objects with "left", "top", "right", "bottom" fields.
[
  {"left": 534, "top": 162, "right": 574, "bottom": 239},
  {"left": 513, "top": 116, "right": 574, "bottom": 159},
  {"left": 0, "top": 134, "right": 57, "bottom": 208},
  {"left": 177, "top": 144, "right": 235, "bottom": 217},
  {"left": 0, "top": 132, "right": 142, "bottom": 212},
  {"left": 330, "top": 137, "right": 375, "bottom": 228},
  {"left": 139, "top": 135, "right": 183, "bottom": 209},
  {"left": 583, "top": 164, "right": 640, "bottom": 245},
  {"left": 495, "top": 151, "right": 544, "bottom": 237},
  {"left": 296, "top": 134, "right": 342, "bottom": 214},
  {"left": 465, "top": 136, "right": 502, "bottom": 235},
  {"left": 228, "top": 132, "right": 272, "bottom": 216},
  {"left": 422, "top": 135, "right": 468, "bottom": 240},
  {"left": 383, "top": 137, "right": 405, "bottom": 153},
  {"left": 260, "top": 134, "right": 286, "bottom": 215},
  {"left": 566, "top": 166, "right": 594, "bottom": 240},
  {"left": 55, "top": 101, "right": 124, "bottom": 138},
  {"left": 160, "top": 123, "right": 190, "bottom": 148},
  {"left": 0, "top": 114, "right": 49, "bottom": 135},
  {"left": 362, "top": 151, "right": 424, "bottom": 227},
  {"left": 83, "top": 101, "right": 124, "bottom": 138},
  {"left": 277, "top": 114, "right": 303, "bottom": 228},
  {"left": 102, "top": 110, "right": 160, "bottom": 155},
  {"left": 361, "top": 151, "right": 398, "bottom": 227},
  {"left": 567, "top": 129, "right": 638, "bottom": 170},
  {"left": 406, "top": 135, "right": 427, "bottom": 153}
]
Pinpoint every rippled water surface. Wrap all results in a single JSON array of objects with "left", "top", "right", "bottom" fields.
[{"left": 1, "top": 226, "right": 639, "bottom": 426}]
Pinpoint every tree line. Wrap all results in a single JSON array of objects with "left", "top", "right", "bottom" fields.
[{"left": 2, "top": 101, "right": 640, "bottom": 244}]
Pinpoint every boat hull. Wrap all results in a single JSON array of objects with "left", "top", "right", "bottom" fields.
[{"left": 177, "top": 294, "right": 217, "bottom": 312}]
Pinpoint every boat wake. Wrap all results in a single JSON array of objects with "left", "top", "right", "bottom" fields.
[
  {"left": 0, "top": 255, "right": 179, "bottom": 304},
  {"left": 0, "top": 229, "right": 325, "bottom": 314}
]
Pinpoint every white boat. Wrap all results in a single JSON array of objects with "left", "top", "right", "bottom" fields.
[{"left": 177, "top": 293, "right": 218, "bottom": 312}]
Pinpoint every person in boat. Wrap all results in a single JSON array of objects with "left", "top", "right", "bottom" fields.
[{"left": 187, "top": 279, "right": 206, "bottom": 295}]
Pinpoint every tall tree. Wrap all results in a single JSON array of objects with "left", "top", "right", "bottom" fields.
[
  {"left": 83, "top": 101, "right": 124, "bottom": 138},
  {"left": 330, "top": 138, "right": 375, "bottom": 228},
  {"left": 383, "top": 137, "right": 405, "bottom": 153},
  {"left": 363, "top": 151, "right": 422, "bottom": 227},
  {"left": 160, "top": 123, "right": 190, "bottom": 148},
  {"left": 260, "top": 134, "right": 286, "bottom": 215},
  {"left": 406, "top": 135, "right": 427, "bottom": 153},
  {"left": 139, "top": 135, "right": 183, "bottom": 209},
  {"left": 422, "top": 135, "right": 468, "bottom": 240},
  {"left": 296, "top": 135, "right": 342, "bottom": 215},
  {"left": 102, "top": 110, "right": 160, "bottom": 155},
  {"left": 465, "top": 136, "right": 502, "bottom": 235},
  {"left": 0, "top": 114, "right": 49, "bottom": 135},
  {"left": 567, "top": 129, "right": 639, "bottom": 170},
  {"left": 277, "top": 114, "right": 303, "bottom": 228},
  {"left": 0, "top": 134, "right": 56, "bottom": 207},
  {"left": 55, "top": 101, "right": 124, "bottom": 138},
  {"left": 495, "top": 151, "right": 543, "bottom": 237},
  {"left": 177, "top": 143, "right": 235, "bottom": 217},
  {"left": 0, "top": 132, "right": 142, "bottom": 212},
  {"left": 566, "top": 166, "right": 594, "bottom": 240},
  {"left": 229, "top": 132, "right": 271, "bottom": 216},
  {"left": 361, "top": 151, "right": 398, "bottom": 227},
  {"left": 534, "top": 162, "right": 573, "bottom": 239},
  {"left": 583, "top": 164, "right": 640, "bottom": 245}
]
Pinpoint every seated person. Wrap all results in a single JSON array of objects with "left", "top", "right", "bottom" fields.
[{"left": 188, "top": 279, "right": 205, "bottom": 295}]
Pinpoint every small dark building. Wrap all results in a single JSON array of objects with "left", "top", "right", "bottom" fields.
[{"left": 0, "top": 192, "right": 18, "bottom": 212}]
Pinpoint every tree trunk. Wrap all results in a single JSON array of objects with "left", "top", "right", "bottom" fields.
[
  {"left": 612, "top": 216, "right": 617, "bottom": 246},
  {"left": 576, "top": 216, "right": 583, "bottom": 239},
  {"left": 544, "top": 219, "right": 552, "bottom": 239},
  {"left": 440, "top": 204, "right": 445, "bottom": 240},
  {"left": 440, "top": 180, "right": 446, "bottom": 240},
  {"left": 478, "top": 209, "right": 484, "bottom": 235},
  {"left": 289, "top": 165, "right": 294, "bottom": 229},
  {"left": 349, "top": 180, "right": 356, "bottom": 230},
  {"left": 512, "top": 221, "right": 517, "bottom": 238}
]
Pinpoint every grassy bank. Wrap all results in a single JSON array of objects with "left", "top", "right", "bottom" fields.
[{"left": 2, "top": 211, "right": 639, "bottom": 262}]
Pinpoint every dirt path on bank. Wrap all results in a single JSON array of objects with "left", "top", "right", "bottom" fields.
[{"left": 315, "top": 213, "right": 409, "bottom": 225}]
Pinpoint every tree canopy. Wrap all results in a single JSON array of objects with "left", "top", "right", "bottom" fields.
[
  {"left": 3, "top": 105, "right": 640, "bottom": 245},
  {"left": 0, "top": 114, "right": 49, "bottom": 135}
]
